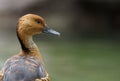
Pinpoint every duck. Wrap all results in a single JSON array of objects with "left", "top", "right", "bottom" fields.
[{"left": 0, "top": 14, "right": 60, "bottom": 81}]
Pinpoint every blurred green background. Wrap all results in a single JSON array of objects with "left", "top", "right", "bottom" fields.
[{"left": 0, "top": 0, "right": 120, "bottom": 81}]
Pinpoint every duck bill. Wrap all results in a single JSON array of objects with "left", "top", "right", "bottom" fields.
[{"left": 42, "top": 25, "right": 60, "bottom": 36}]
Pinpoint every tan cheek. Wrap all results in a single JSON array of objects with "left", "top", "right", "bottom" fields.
[
  {"left": 27, "top": 27, "right": 42, "bottom": 35},
  {"left": 33, "top": 24, "right": 44, "bottom": 32},
  {"left": 38, "top": 25, "right": 44, "bottom": 30}
]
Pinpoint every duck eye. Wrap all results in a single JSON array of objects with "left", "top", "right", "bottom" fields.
[{"left": 36, "top": 20, "right": 41, "bottom": 24}]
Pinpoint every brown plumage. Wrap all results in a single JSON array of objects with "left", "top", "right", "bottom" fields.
[{"left": 0, "top": 14, "right": 60, "bottom": 81}]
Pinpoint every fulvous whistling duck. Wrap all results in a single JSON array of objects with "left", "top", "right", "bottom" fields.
[{"left": 0, "top": 14, "right": 60, "bottom": 81}]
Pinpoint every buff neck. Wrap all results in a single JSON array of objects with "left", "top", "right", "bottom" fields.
[{"left": 17, "top": 30, "right": 41, "bottom": 57}]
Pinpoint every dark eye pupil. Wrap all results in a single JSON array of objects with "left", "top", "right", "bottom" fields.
[{"left": 37, "top": 21, "right": 41, "bottom": 24}]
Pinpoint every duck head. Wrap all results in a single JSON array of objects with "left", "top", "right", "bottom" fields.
[{"left": 17, "top": 14, "right": 60, "bottom": 36}]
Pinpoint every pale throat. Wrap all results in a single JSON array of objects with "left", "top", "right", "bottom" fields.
[
  {"left": 25, "top": 36, "right": 36, "bottom": 48},
  {"left": 24, "top": 35, "right": 37, "bottom": 48}
]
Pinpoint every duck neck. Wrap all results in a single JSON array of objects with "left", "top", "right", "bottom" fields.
[{"left": 17, "top": 31, "right": 40, "bottom": 56}]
